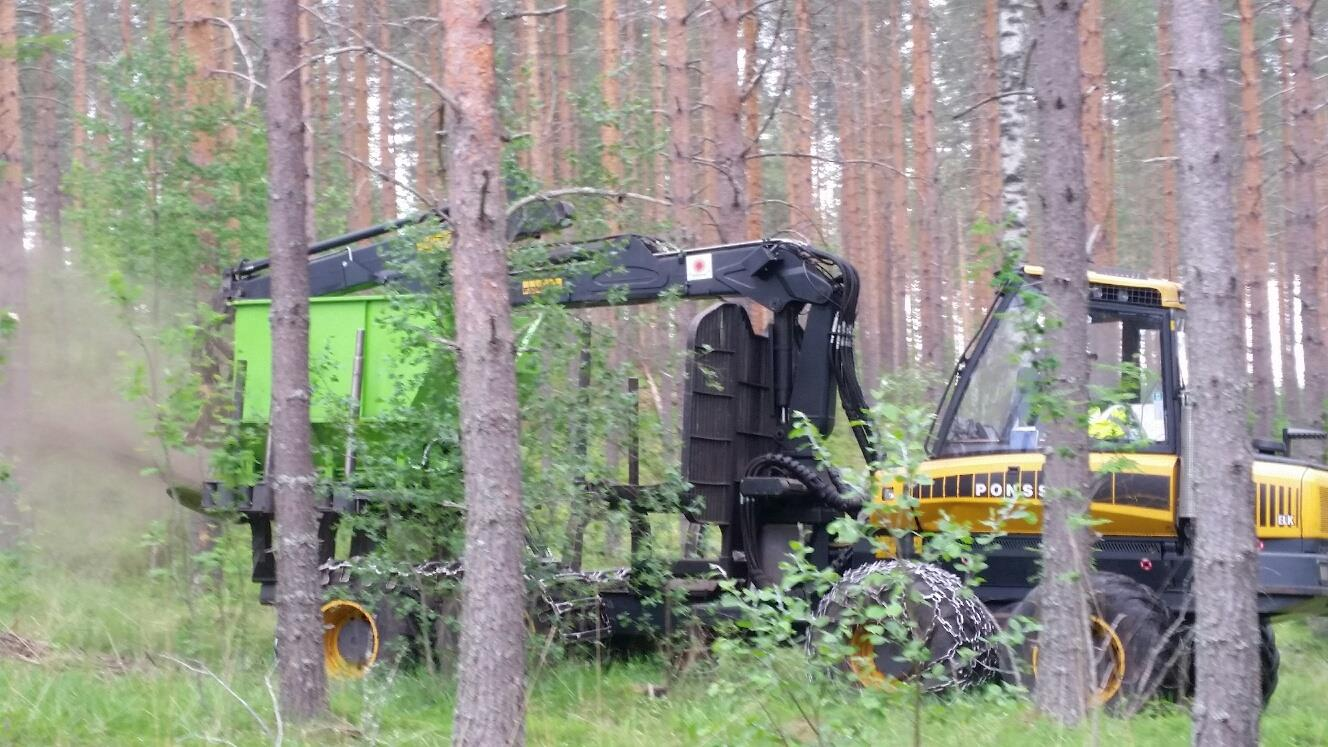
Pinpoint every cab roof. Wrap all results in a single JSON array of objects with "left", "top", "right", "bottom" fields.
[{"left": 1021, "top": 264, "right": 1183, "bottom": 310}]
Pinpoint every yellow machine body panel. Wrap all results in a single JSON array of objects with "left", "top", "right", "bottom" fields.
[{"left": 912, "top": 454, "right": 1328, "bottom": 541}]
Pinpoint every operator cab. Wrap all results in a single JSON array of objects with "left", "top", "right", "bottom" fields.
[{"left": 929, "top": 266, "right": 1182, "bottom": 461}]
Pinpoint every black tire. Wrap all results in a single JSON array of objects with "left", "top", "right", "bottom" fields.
[
  {"left": 1260, "top": 620, "right": 1280, "bottom": 706},
  {"left": 1001, "top": 572, "right": 1176, "bottom": 712},
  {"left": 814, "top": 560, "right": 1000, "bottom": 692}
]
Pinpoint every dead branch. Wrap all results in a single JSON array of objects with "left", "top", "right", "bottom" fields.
[
  {"left": 204, "top": 16, "right": 258, "bottom": 109},
  {"left": 502, "top": 4, "right": 567, "bottom": 19},
  {"left": 950, "top": 89, "right": 1034, "bottom": 121},
  {"left": 296, "top": 5, "right": 459, "bottom": 113},
  {"left": 336, "top": 148, "right": 437, "bottom": 210},
  {"left": 506, "top": 187, "right": 672, "bottom": 216},
  {"left": 749, "top": 151, "right": 907, "bottom": 178},
  {"left": 159, "top": 654, "right": 271, "bottom": 737}
]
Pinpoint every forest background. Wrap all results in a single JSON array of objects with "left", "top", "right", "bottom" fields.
[{"left": 1, "top": 0, "right": 1328, "bottom": 744}]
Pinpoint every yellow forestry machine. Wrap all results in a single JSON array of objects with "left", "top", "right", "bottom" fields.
[{"left": 203, "top": 208, "right": 1328, "bottom": 707}]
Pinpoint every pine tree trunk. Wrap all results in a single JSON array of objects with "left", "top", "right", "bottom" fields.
[
  {"left": 1289, "top": 0, "right": 1325, "bottom": 422},
  {"left": 441, "top": 3, "right": 528, "bottom": 745},
  {"left": 1172, "top": 3, "right": 1261, "bottom": 744},
  {"left": 554, "top": 6, "right": 575, "bottom": 184},
  {"left": 743, "top": 3, "right": 762, "bottom": 241},
  {"left": 836, "top": 2, "right": 861, "bottom": 266},
  {"left": 785, "top": 0, "right": 815, "bottom": 239},
  {"left": 1278, "top": 26, "right": 1299, "bottom": 412},
  {"left": 1031, "top": 0, "right": 1094, "bottom": 724},
  {"left": 601, "top": 0, "right": 622, "bottom": 188},
  {"left": 911, "top": 0, "right": 942, "bottom": 368},
  {"left": 350, "top": 0, "right": 372, "bottom": 228},
  {"left": 71, "top": 0, "right": 87, "bottom": 167},
  {"left": 665, "top": 0, "right": 694, "bottom": 242},
  {"left": 34, "top": 3, "right": 63, "bottom": 267},
  {"left": 863, "top": 0, "right": 891, "bottom": 380},
  {"left": 1237, "top": 0, "right": 1274, "bottom": 437},
  {"left": 299, "top": 6, "right": 318, "bottom": 238},
  {"left": 261, "top": 0, "right": 327, "bottom": 721},
  {"left": 886, "top": 0, "right": 909, "bottom": 367},
  {"left": 1156, "top": 0, "right": 1179, "bottom": 278},
  {"left": 977, "top": 0, "right": 1001, "bottom": 229},
  {"left": 0, "top": 0, "right": 26, "bottom": 547},
  {"left": 376, "top": 0, "right": 396, "bottom": 218},
  {"left": 1079, "top": 0, "right": 1113, "bottom": 265},
  {"left": 119, "top": 0, "right": 134, "bottom": 140},
  {"left": 518, "top": 0, "right": 551, "bottom": 185}
]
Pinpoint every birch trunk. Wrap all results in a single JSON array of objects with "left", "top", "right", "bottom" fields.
[
  {"left": 998, "top": 0, "right": 1030, "bottom": 255},
  {"left": 1172, "top": 2, "right": 1261, "bottom": 744},
  {"left": 441, "top": 2, "right": 528, "bottom": 743}
]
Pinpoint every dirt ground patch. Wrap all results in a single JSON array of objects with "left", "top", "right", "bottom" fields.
[{"left": 0, "top": 629, "right": 50, "bottom": 664}]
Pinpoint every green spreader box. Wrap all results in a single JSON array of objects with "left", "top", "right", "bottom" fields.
[{"left": 232, "top": 296, "right": 427, "bottom": 424}]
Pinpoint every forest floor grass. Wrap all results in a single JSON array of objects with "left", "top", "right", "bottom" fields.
[{"left": 1, "top": 552, "right": 1327, "bottom": 746}]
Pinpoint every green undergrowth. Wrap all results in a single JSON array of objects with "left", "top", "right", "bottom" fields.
[{"left": 1, "top": 553, "right": 1326, "bottom": 745}]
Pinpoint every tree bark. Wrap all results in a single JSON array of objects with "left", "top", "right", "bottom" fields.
[
  {"left": 977, "top": 0, "right": 1001, "bottom": 230},
  {"left": 71, "top": 0, "right": 88, "bottom": 167},
  {"left": 1031, "top": 0, "right": 1094, "bottom": 724},
  {"left": 785, "top": 0, "right": 815, "bottom": 239},
  {"left": 441, "top": 3, "right": 528, "bottom": 745},
  {"left": 601, "top": 0, "right": 622, "bottom": 188},
  {"left": 1172, "top": 2, "right": 1261, "bottom": 744},
  {"left": 350, "top": 0, "right": 373, "bottom": 228},
  {"left": 836, "top": 1, "right": 862, "bottom": 267},
  {"left": 1236, "top": 0, "right": 1273, "bottom": 437},
  {"left": 743, "top": 2, "right": 762, "bottom": 241},
  {"left": 1288, "top": 0, "right": 1325, "bottom": 421},
  {"left": 34, "top": 3, "right": 63, "bottom": 265},
  {"left": 299, "top": 5, "right": 318, "bottom": 238},
  {"left": 554, "top": 5, "right": 575, "bottom": 184},
  {"left": 262, "top": 0, "right": 327, "bottom": 721},
  {"left": 517, "top": 0, "right": 552, "bottom": 185},
  {"left": 1155, "top": 0, "right": 1178, "bottom": 279},
  {"left": 911, "top": 0, "right": 942, "bottom": 368},
  {"left": 376, "top": 0, "right": 396, "bottom": 218},
  {"left": 1079, "top": 0, "right": 1113, "bottom": 265},
  {"left": 886, "top": 0, "right": 909, "bottom": 367},
  {"left": 998, "top": 0, "right": 1031, "bottom": 256},
  {"left": 863, "top": 0, "right": 891, "bottom": 380},
  {"left": 665, "top": 0, "right": 694, "bottom": 242},
  {"left": 1278, "top": 26, "right": 1299, "bottom": 410},
  {"left": 0, "top": 0, "right": 26, "bottom": 546}
]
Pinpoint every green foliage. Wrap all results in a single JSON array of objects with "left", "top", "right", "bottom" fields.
[
  {"left": 705, "top": 371, "right": 1035, "bottom": 745},
  {"left": 66, "top": 30, "right": 267, "bottom": 300}
]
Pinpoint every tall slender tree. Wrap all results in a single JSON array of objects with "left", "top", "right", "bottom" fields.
[
  {"left": 998, "top": 0, "right": 1030, "bottom": 255},
  {"left": 0, "top": 0, "right": 24, "bottom": 546},
  {"left": 349, "top": 0, "right": 373, "bottom": 227},
  {"left": 1079, "top": 0, "right": 1113, "bottom": 265},
  {"left": 885, "top": 0, "right": 909, "bottom": 366},
  {"left": 375, "top": 0, "right": 396, "bottom": 218},
  {"left": 1172, "top": 1, "right": 1261, "bottom": 743},
  {"left": 441, "top": 2, "right": 528, "bottom": 744},
  {"left": 1236, "top": 0, "right": 1273, "bottom": 435},
  {"left": 34, "top": 2, "right": 63, "bottom": 266},
  {"left": 665, "top": 0, "right": 693, "bottom": 241},
  {"left": 1288, "top": 0, "right": 1325, "bottom": 421},
  {"left": 911, "top": 0, "right": 942, "bottom": 368},
  {"left": 785, "top": 0, "right": 815, "bottom": 239},
  {"left": 1031, "top": 0, "right": 1094, "bottom": 724},
  {"left": 262, "top": 0, "right": 327, "bottom": 720},
  {"left": 1155, "top": 0, "right": 1178, "bottom": 279}
]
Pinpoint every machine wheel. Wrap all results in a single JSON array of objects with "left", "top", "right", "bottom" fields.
[
  {"left": 321, "top": 586, "right": 420, "bottom": 678},
  {"left": 1001, "top": 572, "right": 1174, "bottom": 711},
  {"left": 814, "top": 560, "right": 1000, "bottom": 692},
  {"left": 1260, "top": 620, "right": 1280, "bottom": 706}
]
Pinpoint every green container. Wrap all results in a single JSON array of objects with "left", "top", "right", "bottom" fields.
[{"left": 232, "top": 296, "right": 428, "bottom": 424}]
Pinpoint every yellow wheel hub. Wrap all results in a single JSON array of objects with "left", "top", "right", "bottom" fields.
[
  {"left": 321, "top": 599, "right": 380, "bottom": 679},
  {"left": 847, "top": 626, "right": 896, "bottom": 689},
  {"left": 1030, "top": 615, "right": 1126, "bottom": 705}
]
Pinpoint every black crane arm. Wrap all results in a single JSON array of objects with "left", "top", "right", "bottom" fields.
[{"left": 222, "top": 214, "right": 878, "bottom": 476}]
